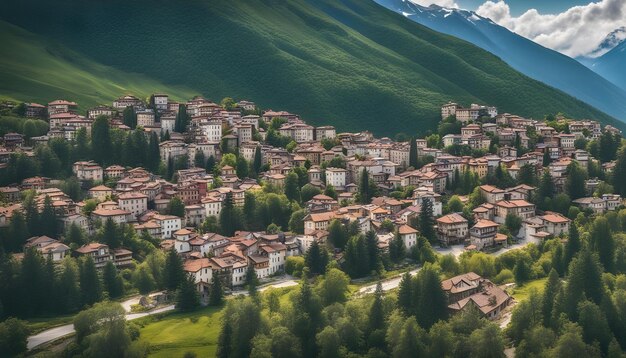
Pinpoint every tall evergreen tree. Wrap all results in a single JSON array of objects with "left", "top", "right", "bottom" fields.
[
  {"left": 122, "top": 106, "right": 137, "bottom": 129},
  {"left": 358, "top": 168, "right": 371, "bottom": 204},
  {"left": 613, "top": 147, "right": 626, "bottom": 196},
  {"left": 397, "top": 272, "right": 413, "bottom": 316},
  {"left": 419, "top": 198, "right": 437, "bottom": 243},
  {"left": 284, "top": 172, "right": 301, "bottom": 202},
  {"left": 253, "top": 146, "right": 262, "bottom": 176},
  {"left": 175, "top": 104, "right": 190, "bottom": 133},
  {"left": 305, "top": 240, "right": 328, "bottom": 275},
  {"left": 74, "top": 127, "right": 91, "bottom": 160},
  {"left": 565, "top": 161, "right": 587, "bottom": 200},
  {"left": 164, "top": 249, "right": 185, "bottom": 291},
  {"left": 589, "top": 217, "right": 615, "bottom": 272},
  {"left": 176, "top": 274, "right": 200, "bottom": 311},
  {"left": 389, "top": 229, "right": 406, "bottom": 263},
  {"left": 19, "top": 248, "right": 46, "bottom": 316},
  {"left": 562, "top": 249, "right": 605, "bottom": 319},
  {"left": 564, "top": 223, "right": 581, "bottom": 271},
  {"left": 7, "top": 211, "right": 29, "bottom": 252},
  {"left": 147, "top": 132, "right": 161, "bottom": 172},
  {"left": 409, "top": 137, "right": 418, "bottom": 168},
  {"left": 102, "top": 261, "right": 124, "bottom": 299},
  {"left": 236, "top": 155, "right": 249, "bottom": 179},
  {"left": 292, "top": 275, "right": 322, "bottom": 357},
  {"left": 91, "top": 115, "right": 112, "bottom": 166},
  {"left": 58, "top": 257, "right": 81, "bottom": 313},
  {"left": 369, "top": 282, "right": 385, "bottom": 333},
  {"left": 219, "top": 192, "right": 241, "bottom": 236},
  {"left": 245, "top": 265, "right": 260, "bottom": 296},
  {"left": 209, "top": 277, "right": 223, "bottom": 306},
  {"left": 327, "top": 220, "right": 347, "bottom": 250},
  {"left": 101, "top": 218, "right": 120, "bottom": 249},
  {"left": 365, "top": 230, "right": 381, "bottom": 273},
  {"left": 80, "top": 256, "right": 102, "bottom": 306},
  {"left": 23, "top": 194, "right": 39, "bottom": 237},
  {"left": 415, "top": 265, "right": 448, "bottom": 329},
  {"left": 542, "top": 269, "right": 561, "bottom": 328},
  {"left": 40, "top": 196, "right": 58, "bottom": 238},
  {"left": 167, "top": 197, "right": 185, "bottom": 218}
]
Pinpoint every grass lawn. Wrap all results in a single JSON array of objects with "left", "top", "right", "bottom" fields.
[
  {"left": 510, "top": 278, "right": 548, "bottom": 302},
  {"left": 135, "top": 306, "right": 223, "bottom": 357},
  {"left": 26, "top": 314, "right": 75, "bottom": 335},
  {"left": 135, "top": 287, "right": 298, "bottom": 357}
]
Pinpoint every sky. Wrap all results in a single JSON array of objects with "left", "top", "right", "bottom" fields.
[{"left": 409, "top": 0, "right": 626, "bottom": 58}]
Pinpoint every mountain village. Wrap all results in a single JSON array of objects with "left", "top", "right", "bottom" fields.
[{"left": 0, "top": 93, "right": 624, "bottom": 327}]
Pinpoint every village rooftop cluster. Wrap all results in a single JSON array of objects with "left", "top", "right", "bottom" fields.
[{"left": 1, "top": 94, "right": 623, "bottom": 319}]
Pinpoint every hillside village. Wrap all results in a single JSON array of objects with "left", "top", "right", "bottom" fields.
[{"left": 0, "top": 93, "right": 624, "bottom": 325}]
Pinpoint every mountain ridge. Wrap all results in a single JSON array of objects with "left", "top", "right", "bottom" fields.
[{"left": 374, "top": 0, "right": 626, "bottom": 126}]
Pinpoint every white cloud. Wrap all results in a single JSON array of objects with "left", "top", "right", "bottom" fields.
[
  {"left": 408, "top": 0, "right": 459, "bottom": 9},
  {"left": 476, "top": 0, "right": 626, "bottom": 58}
]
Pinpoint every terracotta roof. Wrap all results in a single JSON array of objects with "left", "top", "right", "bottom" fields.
[
  {"left": 437, "top": 213, "right": 468, "bottom": 224},
  {"left": 398, "top": 225, "right": 418, "bottom": 235},
  {"left": 183, "top": 258, "right": 212, "bottom": 272}
]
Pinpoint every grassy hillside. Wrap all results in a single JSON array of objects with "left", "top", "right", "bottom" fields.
[
  {"left": 0, "top": 0, "right": 622, "bottom": 134},
  {"left": 0, "top": 21, "right": 196, "bottom": 109}
]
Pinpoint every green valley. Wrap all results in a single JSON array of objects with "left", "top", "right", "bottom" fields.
[{"left": 0, "top": 0, "right": 623, "bottom": 135}]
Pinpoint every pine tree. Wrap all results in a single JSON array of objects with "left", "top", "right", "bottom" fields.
[
  {"left": 562, "top": 249, "right": 605, "bottom": 319},
  {"left": 103, "top": 261, "right": 124, "bottom": 299},
  {"left": 589, "top": 216, "right": 615, "bottom": 272},
  {"left": 305, "top": 240, "right": 328, "bottom": 275},
  {"left": 147, "top": 132, "right": 160, "bottom": 172},
  {"left": 327, "top": 220, "right": 347, "bottom": 250},
  {"left": 58, "top": 257, "right": 81, "bottom": 313},
  {"left": 19, "top": 248, "right": 46, "bottom": 316},
  {"left": 209, "top": 276, "right": 223, "bottom": 306},
  {"left": 416, "top": 265, "right": 448, "bottom": 329},
  {"left": 365, "top": 230, "right": 381, "bottom": 273},
  {"left": 564, "top": 223, "right": 581, "bottom": 271},
  {"left": 101, "top": 218, "right": 120, "bottom": 249},
  {"left": 40, "top": 196, "right": 58, "bottom": 238},
  {"left": 397, "top": 272, "right": 413, "bottom": 316},
  {"left": 284, "top": 172, "right": 301, "bottom": 202},
  {"left": 613, "top": 147, "right": 626, "bottom": 196},
  {"left": 565, "top": 161, "right": 587, "bottom": 200},
  {"left": 8, "top": 211, "right": 29, "bottom": 252},
  {"left": 91, "top": 115, "right": 112, "bottom": 166},
  {"left": 389, "top": 229, "right": 406, "bottom": 263},
  {"left": 369, "top": 282, "right": 385, "bottom": 332},
  {"left": 75, "top": 127, "right": 91, "bottom": 161},
  {"left": 164, "top": 249, "right": 185, "bottom": 291},
  {"left": 253, "top": 146, "right": 262, "bottom": 175},
  {"left": 23, "top": 194, "right": 39, "bottom": 237},
  {"left": 542, "top": 269, "right": 561, "bottom": 328},
  {"left": 514, "top": 258, "right": 531, "bottom": 285},
  {"left": 175, "top": 105, "right": 189, "bottom": 133},
  {"left": 219, "top": 192, "right": 240, "bottom": 237},
  {"left": 358, "top": 168, "right": 370, "bottom": 204},
  {"left": 245, "top": 265, "right": 259, "bottom": 296},
  {"left": 292, "top": 275, "right": 322, "bottom": 357},
  {"left": 419, "top": 198, "right": 437, "bottom": 243},
  {"left": 206, "top": 155, "right": 216, "bottom": 174},
  {"left": 167, "top": 197, "right": 185, "bottom": 218},
  {"left": 80, "top": 256, "right": 102, "bottom": 306},
  {"left": 409, "top": 137, "right": 418, "bottom": 168},
  {"left": 123, "top": 106, "right": 137, "bottom": 129},
  {"left": 176, "top": 274, "right": 200, "bottom": 311},
  {"left": 133, "top": 265, "right": 156, "bottom": 294},
  {"left": 236, "top": 155, "right": 249, "bottom": 179}
]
